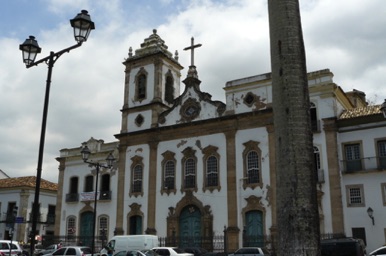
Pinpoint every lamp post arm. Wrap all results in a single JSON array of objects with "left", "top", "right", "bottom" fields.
[
  {"left": 26, "top": 42, "right": 82, "bottom": 69},
  {"left": 83, "top": 160, "right": 111, "bottom": 169}
]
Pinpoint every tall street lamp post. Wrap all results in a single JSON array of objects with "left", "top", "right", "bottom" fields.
[
  {"left": 19, "top": 10, "right": 95, "bottom": 256},
  {"left": 81, "top": 146, "right": 115, "bottom": 255}
]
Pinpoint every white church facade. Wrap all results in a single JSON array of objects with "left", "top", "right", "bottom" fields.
[{"left": 54, "top": 30, "right": 386, "bottom": 253}]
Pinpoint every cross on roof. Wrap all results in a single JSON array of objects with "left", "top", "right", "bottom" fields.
[{"left": 183, "top": 37, "right": 202, "bottom": 67}]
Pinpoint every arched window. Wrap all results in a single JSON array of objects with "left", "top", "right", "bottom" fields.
[
  {"left": 310, "top": 102, "right": 319, "bottom": 132},
  {"left": 314, "top": 146, "right": 321, "bottom": 171},
  {"left": 98, "top": 216, "right": 108, "bottom": 236},
  {"left": 314, "top": 146, "right": 324, "bottom": 183},
  {"left": 206, "top": 156, "right": 218, "bottom": 187},
  {"left": 164, "top": 160, "right": 175, "bottom": 189},
  {"left": 161, "top": 151, "right": 176, "bottom": 194},
  {"left": 181, "top": 147, "right": 197, "bottom": 191},
  {"left": 137, "top": 74, "right": 146, "bottom": 100},
  {"left": 132, "top": 165, "right": 143, "bottom": 193},
  {"left": 247, "top": 151, "right": 259, "bottom": 184},
  {"left": 242, "top": 141, "right": 262, "bottom": 189},
  {"left": 67, "top": 216, "right": 76, "bottom": 236},
  {"left": 165, "top": 73, "right": 174, "bottom": 104},
  {"left": 184, "top": 158, "right": 196, "bottom": 189}
]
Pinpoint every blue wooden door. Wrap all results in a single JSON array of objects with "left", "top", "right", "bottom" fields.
[
  {"left": 179, "top": 205, "right": 201, "bottom": 247},
  {"left": 129, "top": 215, "right": 142, "bottom": 234},
  {"left": 80, "top": 211, "right": 94, "bottom": 248},
  {"left": 245, "top": 210, "right": 264, "bottom": 247}
]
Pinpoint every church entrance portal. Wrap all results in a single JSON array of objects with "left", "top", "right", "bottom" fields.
[
  {"left": 244, "top": 210, "right": 264, "bottom": 247},
  {"left": 167, "top": 192, "right": 213, "bottom": 250},
  {"left": 179, "top": 205, "right": 201, "bottom": 247}
]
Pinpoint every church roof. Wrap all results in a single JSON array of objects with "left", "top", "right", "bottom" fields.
[
  {"left": 125, "top": 29, "right": 181, "bottom": 67},
  {"left": 339, "top": 105, "right": 382, "bottom": 119},
  {"left": 0, "top": 176, "right": 58, "bottom": 191}
]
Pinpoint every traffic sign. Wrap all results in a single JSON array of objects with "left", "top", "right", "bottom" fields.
[{"left": 15, "top": 217, "right": 24, "bottom": 223}]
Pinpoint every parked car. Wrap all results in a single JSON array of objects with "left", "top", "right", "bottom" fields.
[
  {"left": 230, "top": 247, "right": 270, "bottom": 256},
  {"left": 321, "top": 238, "right": 366, "bottom": 256},
  {"left": 152, "top": 247, "right": 193, "bottom": 256},
  {"left": 20, "top": 244, "right": 30, "bottom": 256},
  {"left": 131, "top": 250, "right": 159, "bottom": 256},
  {"left": 115, "top": 250, "right": 159, "bottom": 256},
  {"left": 182, "top": 248, "right": 208, "bottom": 256},
  {"left": 101, "top": 235, "right": 159, "bottom": 256},
  {"left": 33, "top": 244, "right": 44, "bottom": 256},
  {"left": 0, "top": 240, "right": 23, "bottom": 256},
  {"left": 42, "top": 246, "right": 92, "bottom": 256},
  {"left": 37, "top": 245, "right": 60, "bottom": 256},
  {"left": 370, "top": 246, "right": 386, "bottom": 256}
]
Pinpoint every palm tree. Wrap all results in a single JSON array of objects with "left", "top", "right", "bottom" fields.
[{"left": 267, "top": 0, "right": 320, "bottom": 255}]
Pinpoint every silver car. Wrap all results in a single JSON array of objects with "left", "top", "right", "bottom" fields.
[
  {"left": 0, "top": 240, "right": 23, "bottom": 256},
  {"left": 42, "top": 246, "right": 92, "bottom": 256}
]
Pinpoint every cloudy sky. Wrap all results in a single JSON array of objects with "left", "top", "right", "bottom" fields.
[{"left": 1, "top": 0, "right": 386, "bottom": 183}]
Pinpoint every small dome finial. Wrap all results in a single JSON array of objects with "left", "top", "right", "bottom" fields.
[
  {"left": 128, "top": 47, "right": 133, "bottom": 57},
  {"left": 174, "top": 50, "right": 179, "bottom": 61},
  {"left": 153, "top": 29, "right": 157, "bottom": 34}
]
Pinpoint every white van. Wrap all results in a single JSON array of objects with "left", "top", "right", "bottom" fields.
[{"left": 100, "top": 235, "right": 159, "bottom": 256}]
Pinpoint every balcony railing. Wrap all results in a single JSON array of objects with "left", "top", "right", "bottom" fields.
[
  {"left": 77, "top": 191, "right": 112, "bottom": 202},
  {"left": 99, "top": 190, "right": 112, "bottom": 200},
  {"left": 0, "top": 213, "right": 16, "bottom": 223},
  {"left": 341, "top": 156, "right": 386, "bottom": 173}
]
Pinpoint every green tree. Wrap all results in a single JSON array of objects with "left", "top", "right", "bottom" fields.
[{"left": 268, "top": 0, "right": 320, "bottom": 255}]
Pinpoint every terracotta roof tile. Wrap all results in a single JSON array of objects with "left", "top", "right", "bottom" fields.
[
  {"left": 0, "top": 176, "right": 57, "bottom": 191},
  {"left": 339, "top": 105, "right": 381, "bottom": 119}
]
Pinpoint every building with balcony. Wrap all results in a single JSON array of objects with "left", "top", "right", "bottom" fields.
[
  {"left": 0, "top": 176, "right": 58, "bottom": 243},
  {"left": 337, "top": 104, "right": 386, "bottom": 246}
]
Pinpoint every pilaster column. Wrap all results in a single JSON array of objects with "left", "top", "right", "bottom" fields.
[
  {"left": 146, "top": 140, "right": 159, "bottom": 234},
  {"left": 323, "top": 118, "right": 344, "bottom": 233},
  {"left": 115, "top": 144, "right": 127, "bottom": 235},
  {"left": 225, "top": 129, "right": 239, "bottom": 251}
]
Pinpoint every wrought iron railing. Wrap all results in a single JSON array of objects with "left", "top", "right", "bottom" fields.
[{"left": 341, "top": 156, "right": 386, "bottom": 173}]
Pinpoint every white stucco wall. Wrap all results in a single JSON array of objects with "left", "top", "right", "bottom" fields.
[{"left": 338, "top": 124, "right": 386, "bottom": 252}]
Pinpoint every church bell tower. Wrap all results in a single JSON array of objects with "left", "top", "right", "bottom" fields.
[{"left": 120, "top": 29, "right": 183, "bottom": 133}]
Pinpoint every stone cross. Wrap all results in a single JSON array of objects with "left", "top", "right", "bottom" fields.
[{"left": 183, "top": 37, "right": 202, "bottom": 67}]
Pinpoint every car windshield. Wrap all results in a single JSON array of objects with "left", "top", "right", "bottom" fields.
[
  {"left": 10, "top": 244, "right": 19, "bottom": 250},
  {"left": 81, "top": 247, "right": 92, "bottom": 254},
  {"left": 143, "top": 251, "right": 158, "bottom": 256}
]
